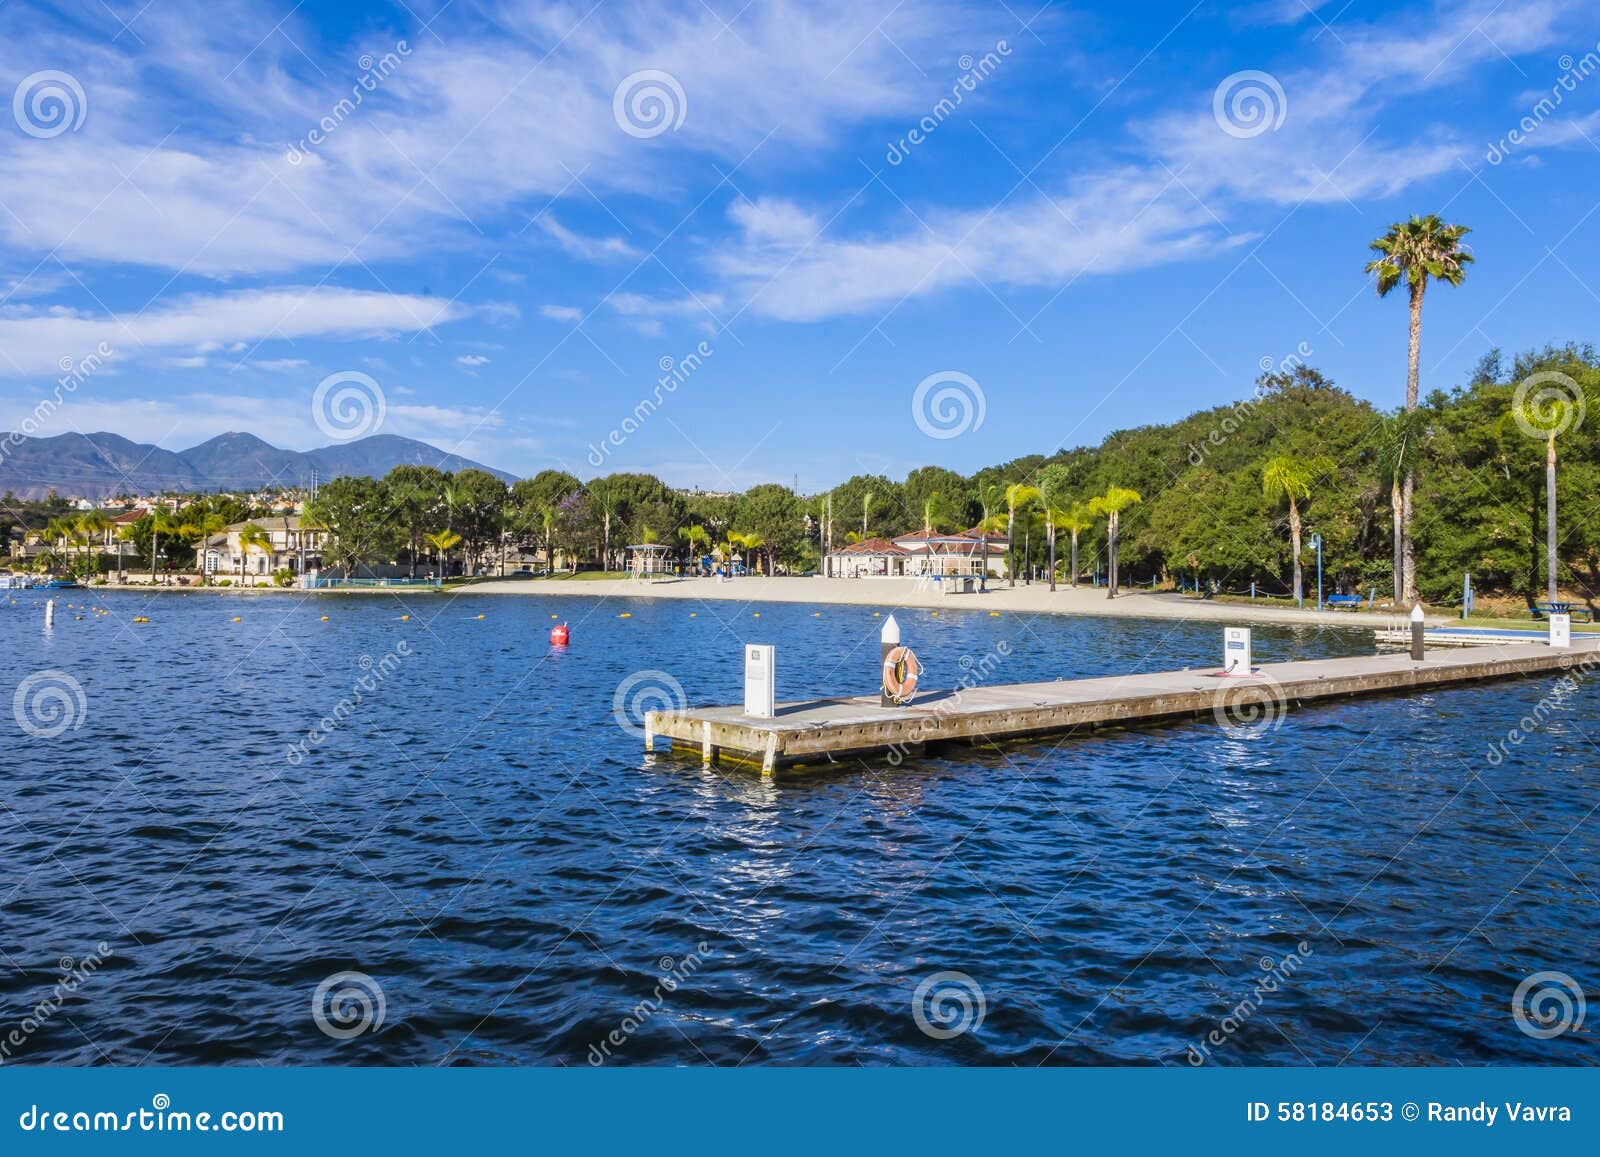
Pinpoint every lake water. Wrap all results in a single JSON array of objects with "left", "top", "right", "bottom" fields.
[{"left": 2, "top": 589, "right": 1595, "bottom": 1066}]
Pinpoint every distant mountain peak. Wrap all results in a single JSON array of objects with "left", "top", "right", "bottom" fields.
[{"left": 0, "top": 430, "right": 515, "bottom": 500}]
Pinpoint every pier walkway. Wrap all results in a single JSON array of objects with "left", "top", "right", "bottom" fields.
[{"left": 646, "top": 638, "right": 1599, "bottom": 774}]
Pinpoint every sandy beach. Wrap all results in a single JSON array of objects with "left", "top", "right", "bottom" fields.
[{"left": 469, "top": 574, "right": 1419, "bottom": 627}]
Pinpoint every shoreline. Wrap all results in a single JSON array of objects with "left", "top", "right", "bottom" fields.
[
  {"left": 466, "top": 575, "right": 1424, "bottom": 627},
  {"left": 33, "top": 575, "right": 1451, "bottom": 628}
]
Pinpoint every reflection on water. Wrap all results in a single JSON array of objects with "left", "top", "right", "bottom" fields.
[{"left": 0, "top": 590, "right": 1595, "bottom": 1066}]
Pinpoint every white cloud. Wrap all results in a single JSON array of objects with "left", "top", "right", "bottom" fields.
[
  {"left": 0, "top": 0, "right": 952, "bottom": 276},
  {"left": 456, "top": 353, "right": 490, "bottom": 367},
  {"left": 539, "top": 304, "right": 584, "bottom": 323},
  {"left": 0, "top": 287, "right": 462, "bottom": 376},
  {"left": 606, "top": 291, "right": 724, "bottom": 317},
  {"left": 534, "top": 214, "right": 640, "bottom": 261},
  {"left": 708, "top": 0, "right": 1580, "bottom": 321}
]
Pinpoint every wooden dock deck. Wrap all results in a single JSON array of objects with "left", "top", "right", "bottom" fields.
[{"left": 646, "top": 637, "right": 1599, "bottom": 774}]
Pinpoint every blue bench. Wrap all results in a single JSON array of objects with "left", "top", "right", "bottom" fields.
[
  {"left": 1325, "top": 594, "right": 1367, "bottom": 610},
  {"left": 1532, "top": 600, "right": 1593, "bottom": 623}
]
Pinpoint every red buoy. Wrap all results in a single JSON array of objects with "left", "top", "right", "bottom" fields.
[{"left": 550, "top": 623, "right": 570, "bottom": 646}]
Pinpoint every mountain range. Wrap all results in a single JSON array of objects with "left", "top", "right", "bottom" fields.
[{"left": 0, "top": 431, "right": 516, "bottom": 500}]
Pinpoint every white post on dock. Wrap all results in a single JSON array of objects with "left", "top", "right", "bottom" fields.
[
  {"left": 744, "top": 644, "right": 775, "bottom": 717},
  {"left": 1409, "top": 604, "right": 1425, "bottom": 661},
  {"left": 1549, "top": 612, "right": 1571, "bottom": 649},
  {"left": 44, "top": 598, "right": 54, "bottom": 629},
  {"left": 1223, "top": 627, "right": 1251, "bottom": 675},
  {"left": 880, "top": 614, "right": 900, "bottom": 707}
]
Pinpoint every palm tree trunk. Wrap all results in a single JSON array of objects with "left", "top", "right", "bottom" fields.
[
  {"left": 1547, "top": 434, "right": 1559, "bottom": 603},
  {"left": 1401, "top": 472, "right": 1417, "bottom": 604},
  {"left": 1007, "top": 509, "right": 1015, "bottom": 588},
  {"left": 1390, "top": 479, "right": 1403, "bottom": 605},
  {"left": 1289, "top": 499, "right": 1303, "bottom": 605},
  {"left": 1401, "top": 282, "right": 1424, "bottom": 604},
  {"left": 1023, "top": 524, "right": 1031, "bottom": 584},
  {"left": 1106, "top": 512, "right": 1119, "bottom": 598},
  {"left": 1047, "top": 519, "right": 1057, "bottom": 592},
  {"left": 1070, "top": 530, "right": 1079, "bottom": 588}
]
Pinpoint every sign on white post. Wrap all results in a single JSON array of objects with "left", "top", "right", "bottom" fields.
[
  {"left": 744, "top": 644, "right": 775, "bottom": 717},
  {"left": 1224, "top": 627, "right": 1252, "bottom": 675},
  {"left": 1549, "top": 613, "right": 1572, "bottom": 649}
]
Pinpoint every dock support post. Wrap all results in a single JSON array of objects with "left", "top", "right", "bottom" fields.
[
  {"left": 761, "top": 734, "right": 778, "bottom": 778},
  {"left": 701, "top": 721, "right": 716, "bottom": 765},
  {"left": 1410, "top": 604, "right": 1425, "bottom": 661},
  {"left": 644, "top": 711, "right": 655, "bottom": 752}
]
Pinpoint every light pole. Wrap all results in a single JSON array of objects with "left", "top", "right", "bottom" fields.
[{"left": 1311, "top": 532, "right": 1323, "bottom": 612}]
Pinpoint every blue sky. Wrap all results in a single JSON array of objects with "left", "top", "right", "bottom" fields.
[{"left": 1, "top": 0, "right": 1597, "bottom": 491}]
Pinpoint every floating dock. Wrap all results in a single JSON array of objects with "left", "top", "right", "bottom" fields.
[{"left": 646, "top": 638, "right": 1599, "bottom": 774}]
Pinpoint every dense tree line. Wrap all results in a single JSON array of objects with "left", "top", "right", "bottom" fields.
[{"left": 269, "top": 339, "right": 1598, "bottom": 606}]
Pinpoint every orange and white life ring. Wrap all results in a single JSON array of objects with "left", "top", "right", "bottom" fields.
[{"left": 882, "top": 645, "right": 921, "bottom": 703}]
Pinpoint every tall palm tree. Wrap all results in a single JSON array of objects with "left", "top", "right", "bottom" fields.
[
  {"left": 678, "top": 524, "right": 710, "bottom": 571},
  {"left": 1035, "top": 464, "right": 1073, "bottom": 592},
  {"left": 1058, "top": 504, "right": 1096, "bottom": 589},
  {"left": 1003, "top": 482, "right": 1041, "bottom": 588},
  {"left": 148, "top": 507, "right": 180, "bottom": 583},
  {"left": 1375, "top": 409, "right": 1424, "bottom": 605},
  {"left": 236, "top": 523, "right": 271, "bottom": 585},
  {"left": 1261, "top": 456, "right": 1333, "bottom": 605},
  {"left": 860, "top": 490, "right": 874, "bottom": 541},
  {"left": 1089, "top": 487, "right": 1141, "bottom": 598},
  {"left": 1365, "top": 214, "right": 1473, "bottom": 601}
]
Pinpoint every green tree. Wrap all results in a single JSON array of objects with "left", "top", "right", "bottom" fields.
[
  {"left": 1261, "top": 456, "right": 1334, "bottom": 605},
  {"left": 1089, "top": 487, "right": 1141, "bottom": 598},
  {"left": 308, "top": 476, "right": 395, "bottom": 577},
  {"left": 237, "top": 522, "right": 271, "bottom": 584},
  {"left": 1365, "top": 213, "right": 1473, "bottom": 601},
  {"left": 1002, "top": 482, "right": 1040, "bottom": 587},
  {"left": 384, "top": 465, "right": 447, "bottom": 578}
]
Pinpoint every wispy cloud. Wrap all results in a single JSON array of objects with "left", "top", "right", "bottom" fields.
[{"left": 0, "top": 287, "right": 462, "bottom": 376}]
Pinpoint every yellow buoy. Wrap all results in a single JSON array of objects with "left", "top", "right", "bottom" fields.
[
  {"left": 689, "top": 612, "right": 697, "bottom": 617},
  {"left": 476, "top": 613, "right": 486, "bottom": 619},
  {"left": 320, "top": 615, "right": 329, "bottom": 621},
  {"left": 752, "top": 612, "right": 760, "bottom": 617},
  {"left": 401, "top": 614, "right": 410, "bottom": 621},
  {"left": 232, "top": 616, "right": 241, "bottom": 622},
  {"left": 989, "top": 611, "right": 1000, "bottom": 617},
  {"left": 551, "top": 613, "right": 558, "bottom": 619},
  {"left": 812, "top": 612, "right": 821, "bottom": 617},
  {"left": 619, "top": 612, "right": 631, "bottom": 618},
  {"left": 931, "top": 611, "right": 938, "bottom": 616},
  {"left": 873, "top": 612, "right": 881, "bottom": 617}
]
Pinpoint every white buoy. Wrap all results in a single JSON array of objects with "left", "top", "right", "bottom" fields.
[
  {"left": 880, "top": 614, "right": 900, "bottom": 706},
  {"left": 44, "top": 598, "right": 54, "bottom": 629}
]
